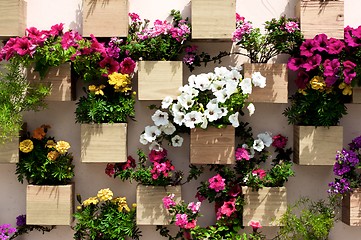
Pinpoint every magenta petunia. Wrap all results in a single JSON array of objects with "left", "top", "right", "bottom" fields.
[
  {"left": 216, "top": 198, "right": 236, "bottom": 220},
  {"left": 287, "top": 57, "right": 304, "bottom": 71},
  {"left": 302, "top": 54, "right": 322, "bottom": 71},
  {"left": 208, "top": 174, "right": 226, "bottom": 192},
  {"left": 295, "top": 70, "right": 309, "bottom": 89},
  {"left": 323, "top": 59, "right": 340, "bottom": 77},
  {"left": 149, "top": 148, "right": 167, "bottom": 163},
  {"left": 61, "top": 31, "right": 82, "bottom": 50},
  {"left": 162, "top": 194, "right": 176, "bottom": 209},
  {"left": 99, "top": 57, "right": 120, "bottom": 76},
  {"left": 300, "top": 39, "right": 315, "bottom": 57},
  {"left": 343, "top": 60, "right": 357, "bottom": 84},
  {"left": 175, "top": 213, "right": 188, "bottom": 228},
  {"left": 249, "top": 220, "right": 262, "bottom": 231},
  {"left": 252, "top": 169, "right": 266, "bottom": 179},
  {"left": 327, "top": 38, "right": 345, "bottom": 54},
  {"left": 119, "top": 57, "right": 136, "bottom": 75},
  {"left": 49, "top": 23, "right": 64, "bottom": 37},
  {"left": 235, "top": 147, "right": 250, "bottom": 161},
  {"left": 90, "top": 34, "right": 107, "bottom": 57},
  {"left": 311, "top": 34, "right": 329, "bottom": 53},
  {"left": 13, "top": 37, "right": 34, "bottom": 56},
  {"left": 325, "top": 76, "right": 338, "bottom": 87},
  {"left": 272, "top": 134, "right": 288, "bottom": 149},
  {"left": 128, "top": 13, "right": 140, "bottom": 22}
]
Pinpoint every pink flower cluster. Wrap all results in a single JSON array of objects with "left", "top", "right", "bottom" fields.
[
  {"left": 162, "top": 194, "right": 176, "bottom": 209},
  {"left": 284, "top": 21, "right": 299, "bottom": 33},
  {"left": 208, "top": 174, "right": 226, "bottom": 192},
  {"left": 148, "top": 149, "right": 176, "bottom": 180},
  {"left": 216, "top": 198, "right": 237, "bottom": 220},
  {"left": 288, "top": 32, "right": 357, "bottom": 89},
  {"left": 131, "top": 13, "right": 190, "bottom": 43},
  {"left": 232, "top": 15, "right": 253, "bottom": 42},
  {"left": 252, "top": 169, "right": 266, "bottom": 179},
  {"left": 175, "top": 214, "right": 197, "bottom": 229},
  {"left": 235, "top": 147, "right": 250, "bottom": 161}
]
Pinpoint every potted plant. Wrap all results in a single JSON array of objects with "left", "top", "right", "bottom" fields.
[
  {"left": 196, "top": 127, "right": 293, "bottom": 227},
  {"left": 328, "top": 135, "right": 361, "bottom": 226},
  {"left": 185, "top": 15, "right": 304, "bottom": 103},
  {"left": 283, "top": 33, "right": 352, "bottom": 165},
  {"left": 0, "top": 0, "right": 26, "bottom": 38},
  {"left": 139, "top": 66, "right": 266, "bottom": 164},
  {"left": 191, "top": 0, "right": 235, "bottom": 40},
  {"left": 74, "top": 188, "right": 141, "bottom": 240},
  {"left": 0, "top": 24, "right": 83, "bottom": 101},
  {"left": 0, "top": 62, "right": 50, "bottom": 163},
  {"left": 122, "top": 10, "right": 190, "bottom": 100},
  {"left": 74, "top": 36, "right": 136, "bottom": 163},
  {"left": 106, "top": 148, "right": 202, "bottom": 225},
  {"left": 16, "top": 125, "right": 75, "bottom": 225},
  {"left": 296, "top": 0, "right": 344, "bottom": 39},
  {"left": 82, "top": 0, "right": 128, "bottom": 37}
]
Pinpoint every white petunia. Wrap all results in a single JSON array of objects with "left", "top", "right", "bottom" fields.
[
  {"left": 200, "top": 115, "right": 208, "bottom": 129},
  {"left": 225, "top": 79, "right": 238, "bottom": 96},
  {"left": 179, "top": 84, "right": 199, "bottom": 98},
  {"left": 210, "top": 80, "right": 226, "bottom": 93},
  {"left": 206, "top": 99, "right": 218, "bottom": 108},
  {"left": 172, "top": 102, "right": 183, "bottom": 114},
  {"left": 257, "top": 132, "right": 273, "bottom": 147},
  {"left": 214, "top": 66, "right": 232, "bottom": 80},
  {"left": 253, "top": 139, "right": 265, "bottom": 152},
  {"left": 230, "top": 68, "right": 242, "bottom": 80},
  {"left": 151, "top": 110, "right": 169, "bottom": 126},
  {"left": 160, "top": 122, "right": 176, "bottom": 135},
  {"left": 204, "top": 104, "right": 222, "bottom": 122},
  {"left": 188, "top": 75, "right": 197, "bottom": 87},
  {"left": 252, "top": 72, "right": 266, "bottom": 88},
  {"left": 173, "top": 111, "right": 185, "bottom": 126},
  {"left": 195, "top": 74, "right": 211, "bottom": 91},
  {"left": 213, "top": 89, "right": 228, "bottom": 103},
  {"left": 247, "top": 103, "right": 255, "bottom": 116},
  {"left": 161, "top": 96, "right": 173, "bottom": 109},
  {"left": 144, "top": 126, "right": 161, "bottom": 142},
  {"left": 228, "top": 112, "right": 240, "bottom": 127},
  {"left": 219, "top": 107, "right": 228, "bottom": 117},
  {"left": 184, "top": 111, "right": 203, "bottom": 128},
  {"left": 240, "top": 78, "right": 252, "bottom": 94},
  {"left": 177, "top": 93, "right": 195, "bottom": 110},
  {"left": 171, "top": 135, "right": 184, "bottom": 147},
  {"left": 139, "top": 134, "right": 148, "bottom": 145}
]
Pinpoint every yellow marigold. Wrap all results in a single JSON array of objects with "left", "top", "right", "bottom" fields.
[
  {"left": 19, "top": 139, "right": 34, "bottom": 153},
  {"left": 339, "top": 82, "right": 352, "bottom": 95},
  {"left": 82, "top": 197, "right": 99, "bottom": 207},
  {"left": 108, "top": 72, "right": 131, "bottom": 93},
  {"left": 310, "top": 76, "right": 326, "bottom": 91},
  {"left": 114, "top": 197, "right": 130, "bottom": 212},
  {"left": 55, "top": 141, "right": 70, "bottom": 154},
  {"left": 132, "top": 203, "right": 137, "bottom": 209},
  {"left": 89, "top": 84, "right": 106, "bottom": 95},
  {"left": 97, "top": 188, "right": 113, "bottom": 201},
  {"left": 88, "top": 85, "right": 96, "bottom": 92},
  {"left": 33, "top": 127, "right": 46, "bottom": 140},
  {"left": 47, "top": 151, "right": 60, "bottom": 161},
  {"left": 45, "top": 140, "right": 56, "bottom": 148},
  {"left": 298, "top": 88, "right": 307, "bottom": 96}
]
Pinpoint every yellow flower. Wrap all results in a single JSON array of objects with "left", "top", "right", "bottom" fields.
[
  {"left": 88, "top": 85, "right": 105, "bottom": 95},
  {"left": 297, "top": 89, "right": 307, "bottom": 95},
  {"left": 19, "top": 139, "right": 34, "bottom": 153},
  {"left": 97, "top": 188, "right": 113, "bottom": 201},
  {"left": 55, "top": 141, "right": 70, "bottom": 154},
  {"left": 339, "top": 82, "right": 352, "bottom": 95},
  {"left": 132, "top": 203, "right": 137, "bottom": 209},
  {"left": 108, "top": 72, "right": 132, "bottom": 92},
  {"left": 47, "top": 151, "right": 60, "bottom": 161},
  {"left": 82, "top": 197, "right": 99, "bottom": 207},
  {"left": 45, "top": 140, "right": 56, "bottom": 148},
  {"left": 310, "top": 76, "right": 326, "bottom": 91},
  {"left": 113, "top": 197, "right": 130, "bottom": 212},
  {"left": 88, "top": 85, "right": 96, "bottom": 92}
]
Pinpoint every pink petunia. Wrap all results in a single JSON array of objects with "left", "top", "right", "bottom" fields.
[
  {"left": 235, "top": 147, "right": 250, "bottom": 161},
  {"left": 249, "top": 220, "right": 262, "bottom": 231},
  {"left": 162, "top": 194, "right": 176, "bottom": 209},
  {"left": 175, "top": 213, "right": 188, "bottom": 228},
  {"left": 149, "top": 148, "right": 167, "bottom": 163},
  {"left": 99, "top": 57, "right": 120, "bottom": 76},
  {"left": 216, "top": 198, "right": 236, "bottom": 220},
  {"left": 184, "top": 219, "right": 197, "bottom": 229},
  {"left": 302, "top": 54, "right": 322, "bottom": 71},
  {"left": 119, "top": 57, "right": 136, "bottom": 75},
  {"left": 300, "top": 39, "right": 315, "bottom": 57},
  {"left": 208, "top": 174, "right": 226, "bottom": 192},
  {"left": 187, "top": 202, "right": 201, "bottom": 213},
  {"left": 49, "top": 23, "right": 64, "bottom": 37},
  {"left": 272, "top": 134, "right": 288, "bottom": 149},
  {"left": 252, "top": 169, "right": 267, "bottom": 179}
]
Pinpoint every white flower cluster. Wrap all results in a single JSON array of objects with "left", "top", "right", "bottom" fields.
[
  {"left": 242, "top": 132, "right": 273, "bottom": 159},
  {"left": 140, "top": 66, "right": 266, "bottom": 149}
]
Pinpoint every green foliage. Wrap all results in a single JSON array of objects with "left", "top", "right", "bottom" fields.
[
  {"left": 75, "top": 84, "right": 135, "bottom": 124},
  {"left": 283, "top": 89, "right": 347, "bottom": 127},
  {"left": 74, "top": 191, "right": 141, "bottom": 240},
  {"left": 16, "top": 125, "right": 74, "bottom": 185},
  {"left": 275, "top": 197, "right": 336, "bottom": 240},
  {"left": 0, "top": 62, "right": 50, "bottom": 144},
  {"left": 123, "top": 10, "right": 190, "bottom": 61}
]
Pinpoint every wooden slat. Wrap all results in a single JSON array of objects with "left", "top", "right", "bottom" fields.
[
  {"left": 26, "top": 184, "right": 73, "bottom": 225},
  {"left": 82, "top": 0, "right": 128, "bottom": 37},
  {"left": 0, "top": 0, "right": 26, "bottom": 38},
  {"left": 297, "top": 0, "right": 344, "bottom": 39},
  {"left": 81, "top": 123, "right": 127, "bottom": 163},
  {"left": 191, "top": 0, "right": 235, "bottom": 40},
  {"left": 293, "top": 125, "right": 343, "bottom": 165},
  {"left": 243, "top": 63, "right": 288, "bottom": 103},
  {"left": 136, "top": 185, "right": 181, "bottom": 225},
  {"left": 190, "top": 126, "right": 235, "bottom": 164},
  {"left": 242, "top": 187, "right": 287, "bottom": 226},
  {"left": 342, "top": 189, "right": 361, "bottom": 226},
  {"left": 138, "top": 61, "right": 183, "bottom": 100},
  {"left": 27, "top": 63, "right": 74, "bottom": 101}
]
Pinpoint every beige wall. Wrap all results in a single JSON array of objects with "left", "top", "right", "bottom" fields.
[{"left": 1, "top": 0, "right": 361, "bottom": 239}]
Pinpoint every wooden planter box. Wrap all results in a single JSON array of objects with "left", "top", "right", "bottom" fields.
[
  {"left": 81, "top": 123, "right": 127, "bottom": 163},
  {"left": 191, "top": 0, "right": 235, "bottom": 40},
  {"left": 0, "top": 0, "right": 26, "bottom": 39},
  {"left": 27, "top": 63, "right": 74, "bottom": 101},
  {"left": 296, "top": 0, "right": 344, "bottom": 39},
  {"left": 138, "top": 61, "right": 183, "bottom": 100},
  {"left": 352, "top": 87, "right": 361, "bottom": 104},
  {"left": 342, "top": 189, "right": 361, "bottom": 226},
  {"left": 190, "top": 126, "right": 235, "bottom": 164},
  {"left": 82, "top": 0, "right": 128, "bottom": 37},
  {"left": 293, "top": 125, "right": 343, "bottom": 165},
  {"left": 136, "top": 185, "right": 181, "bottom": 225},
  {"left": 243, "top": 63, "right": 288, "bottom": 103},
  {"left": 242, "top": 187, "right": 287, "bottom": 226},
  {"left": 26, "top": 184, "right": 73, "bottom": 225},
  {"left": 0, "top": 138, "right": 18, "bottom": 163}
]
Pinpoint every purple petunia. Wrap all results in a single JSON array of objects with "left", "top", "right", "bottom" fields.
[
  {"left": 302, "top": 54, "right": 322, "bottom": 71},
  {"left": 349, "top": 136, "right": 361, "bottom": 151}
]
